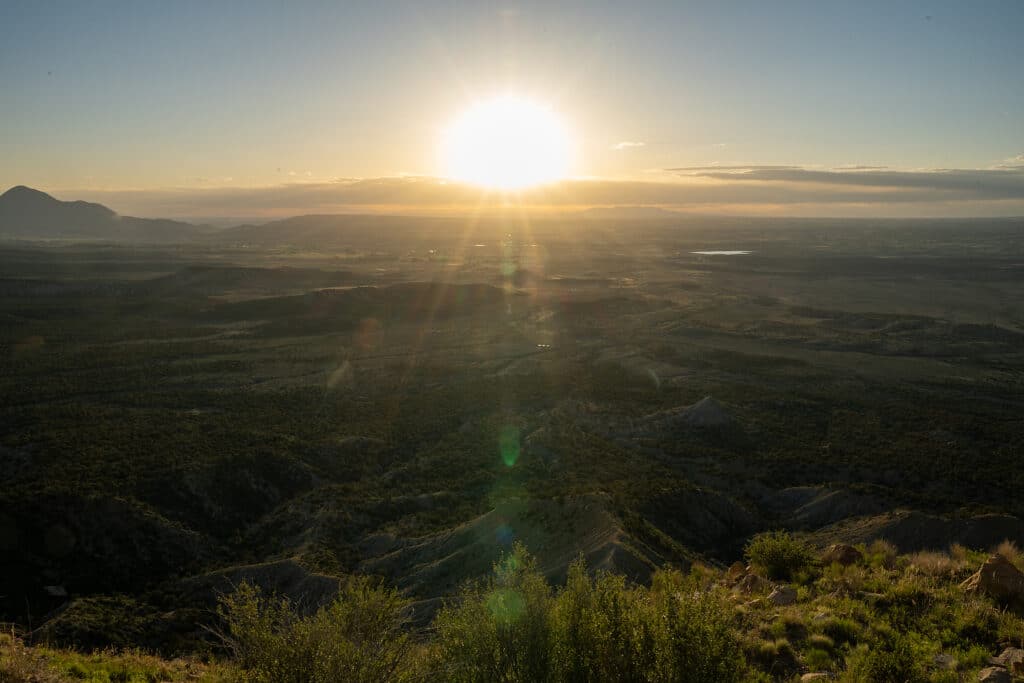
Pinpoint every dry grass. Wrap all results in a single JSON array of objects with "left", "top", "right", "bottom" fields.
[
  {"left": 0, "top": 631, "right": 232, "bottom": 683},
  {"left": 995, "top": 540, "right": 1024, "bottom": 570},
  {"left": 906, "top": 550, "right": 967, "bottom": 578},
  {"left": 949, "top": 543, "right": 970, "bottom": 562},
  {"left": 0, "top": 632, "right": 61, "bottom": 683}
]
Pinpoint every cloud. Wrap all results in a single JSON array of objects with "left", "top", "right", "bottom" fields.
[
  {"left": 611, "top": 141, "right": 646, "bottom": 151},
  {"left": 59, "top": 165, "right": 1024, "bottom": 220},
  {"left": 669, "top": 165, "right": 1024, "bottom": 200},
  {"left": 669, "top": 165, "right": 801, "bottom": 173},
  {"left": 996, "top": 154, "right": 1024, "bottom": 169}
]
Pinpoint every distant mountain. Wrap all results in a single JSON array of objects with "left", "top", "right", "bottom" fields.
[{"left": 0, "top": 185, "right": 207, "bottom": 242}]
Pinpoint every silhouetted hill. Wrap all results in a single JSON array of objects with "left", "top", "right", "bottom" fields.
[{"left": 0, "top": 185, "right": 206, "bottom": 242}]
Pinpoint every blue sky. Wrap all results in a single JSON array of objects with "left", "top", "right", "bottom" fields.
[{"left": 2, "top": 1, "right": 1022, "bottom": 216}]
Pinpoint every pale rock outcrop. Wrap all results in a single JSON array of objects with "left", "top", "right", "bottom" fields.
[
  {"left": 992, "top": 647, "right": 1024, "bottom": 675},
  {"left": 977, "top": 666, "right": 1011, "bottom": 683},
  {"left": 768, "top": 585, "right": 798, "bottom": 606},
  {"left": 960, "top": 554, "right": 1024, "bottom": 606}
]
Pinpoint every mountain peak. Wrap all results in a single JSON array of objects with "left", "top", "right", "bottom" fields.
[
  {"left": 1, "top": 185, "right": 56, "bottom": 203},
  {"left": 0, "top": 185, "right": 119, "bottom": 238},
  {"left": 0, "top": 185, "right": 202, "bottom": 242}
]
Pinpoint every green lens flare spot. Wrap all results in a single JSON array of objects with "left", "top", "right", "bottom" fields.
[
  {"left": 497, "top": 551, "right": 521, "bottom": 580},
  {"left": 486, "top": 588, "right": 524, "bottom": 624},
  {"left": 499, "top": 424, "right": 520, "bottom": 467}
]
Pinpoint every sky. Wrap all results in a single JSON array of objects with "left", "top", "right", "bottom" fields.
[{"left": 2, "top": 0, "right": 1023, "bottom": 218}]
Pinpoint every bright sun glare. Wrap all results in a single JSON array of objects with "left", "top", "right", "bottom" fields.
[{"left": 442, "top": 95, "right": 570, "bottom": 190}]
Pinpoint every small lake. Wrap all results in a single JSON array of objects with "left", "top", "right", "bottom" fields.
[{"left": 691, "top": 250, "right": 752, "bottom": 255}]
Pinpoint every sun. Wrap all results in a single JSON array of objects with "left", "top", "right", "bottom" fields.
[{"left": 441, "top": 95, "right": 571, "bottom": 190}]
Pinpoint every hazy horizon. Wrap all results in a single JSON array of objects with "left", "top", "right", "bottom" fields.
[
  {"left": 3, "top": 1, "right": 1023, "bottom": 219},
  {"left": 8, "top": 175, "right": 1024, "bottom": 223}
]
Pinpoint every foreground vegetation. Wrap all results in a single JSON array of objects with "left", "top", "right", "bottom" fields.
[
  {"left": 0, "top": 630, "right": 231, "bottom": 682},
  {"left": 6, "top": 536, "right": 1023, "bottom": 682}
]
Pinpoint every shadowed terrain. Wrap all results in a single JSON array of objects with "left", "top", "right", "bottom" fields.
[{"left": 2, "top": 201, "right": 1023, "bottom": 663}]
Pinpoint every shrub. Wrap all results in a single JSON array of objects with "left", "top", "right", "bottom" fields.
[
  {"left": 744, "top": 531, "right": 815, "bottom": 581},
  {"left": 842, "top": 634, "right": 927, "bottom": 683},
  {"left": 864, "top": 540, "right": 898, "bottom": 569},
  {"left": 818, "top": 617, "right": 860, "bottom": 647},
  {"left": 996, "top": 608, "right": 1024, "bottom": 647},
  {"left": 807, "top": 633, "right": 835, "bottom": 652},
  {"left": 948, "top": 597, "right": 1000, "bottom": 646},
  {"left": 643, "top": 569, "right": 746, "bottom": 683},
  {"left": 432, "top": 544, "right": 553, "bottom": 683},
  {"left": 803, "top": 646, "right": 834, "bottom": 672},
  {"left": 433, "top": 544, "right": 746, "bottom": 683},
  {"left": 548, "top": 562, "right": 645, "bottom": 682},
  {"left": 216, "top": 578, "right": 415, "bottom": 683},
  {"left": 746, "top": 638, "right": 800, "bottom": 679},
  {"left": 769, "top": 613, "right": 807, "bottom": 642}
]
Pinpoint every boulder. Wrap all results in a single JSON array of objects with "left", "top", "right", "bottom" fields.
[
  {"left": 821, "top": 543, "right": 863, "bottom": 566},
  {"left": 977, "top": 667, "right": 1011, "bottom": 683},
  {"left": 960, "top": 554, "right": 1024, "bottom": 606},
  {"left": 993, "top": 647, "right": 1024, "bottom": 675},
  {"left": 768, "top": 585, "right": 798, "bottom": 606},
  {"left": 800, "top": 674, "right": 831, "bottom": 681}
]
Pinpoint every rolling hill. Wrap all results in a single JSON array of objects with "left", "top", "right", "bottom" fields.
[{"left": 0, "top": 186, "right": 207, "bottom": 242}]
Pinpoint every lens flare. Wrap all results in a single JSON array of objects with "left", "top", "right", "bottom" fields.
[{"left": 499, "top": 424, "right": 520, "bottom": 467}]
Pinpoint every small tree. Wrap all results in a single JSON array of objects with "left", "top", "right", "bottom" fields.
[
  {"left": 744, "top": 531, "right": 814, "bottom": 581},
  {"left": 646, "top": 569, "right": 746, "bottom": 683},
  {"left": 432, "top": 543, "right": 553, "bottom": 683},
  {"left": 549, "top": 560, "right": 645, "bottom": 681},
  {"left": 216, "top": 577, "right": 415, "bottom": 683},
  {"left": 433, "top": 545, "right": 746, "bottom": 683}
]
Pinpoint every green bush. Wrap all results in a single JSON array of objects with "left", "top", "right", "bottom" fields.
[
  {"left": 744, "top": 531, "right": 815, "bottom": 581},
  {"left": 432, "top": 545, "right": 553, "bottom": 683},
  {"left": 818, "top": 616, "right": 860, "bottom": 647},
  {"left": 745, "top": 638, "right": 800, "bottom": 679},
  {"left": 803, "top": 646, "right": 834, "bottom": 672},
  {"left": 433, "top": 543, "right": 746, "bottom": 683},
  {"left": 842, "top": 634, "right": 927, "bottom": 683},
  {"left": 216, "top": 578, "right": 415, "bottom": 683}
]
